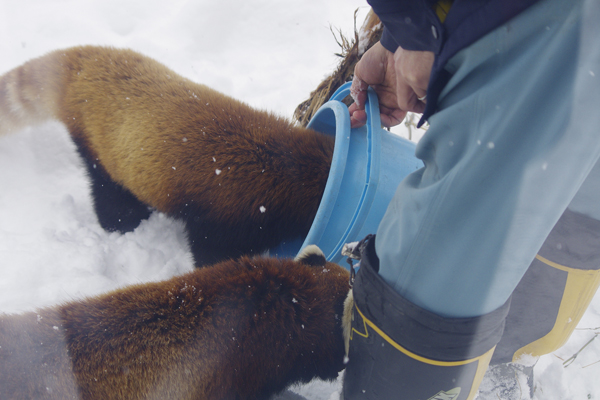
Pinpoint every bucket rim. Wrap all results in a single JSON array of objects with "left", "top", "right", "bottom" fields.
[{"left": 301, "top": 82, "right": 383, "bottom": 262}]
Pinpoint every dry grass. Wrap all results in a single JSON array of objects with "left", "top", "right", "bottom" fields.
[{"left": 293, "top": 9, "right": 383, "bottom": 127}]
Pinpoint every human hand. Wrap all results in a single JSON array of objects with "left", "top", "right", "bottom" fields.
[{"left": 349, "top": 42, "right": 434, "bottom": 128}]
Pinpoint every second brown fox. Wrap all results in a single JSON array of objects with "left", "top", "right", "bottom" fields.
[{"left": 0, "top": 246, "right": 352, "bottom": 400}]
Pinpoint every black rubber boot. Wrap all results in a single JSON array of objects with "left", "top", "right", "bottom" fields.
[
  {"left": 342, "top": 236, "right": 510, "bottom": 400},
  {"left": 492, "top": 208, "right": 600, "bottom": 364},
  {"left": 482, "top": 209, "right": 600, "bottom": 399}
]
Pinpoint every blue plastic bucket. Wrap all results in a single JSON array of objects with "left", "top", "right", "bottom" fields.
[{"left": 270, "top": 82, "right": 423, "bottom": 267}]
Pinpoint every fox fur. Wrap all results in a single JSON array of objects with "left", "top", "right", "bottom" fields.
[
  {"left": 0, "top": 246, "right": 351, "bottom": 400},
  {"left": 0, "top": 46, "right": 334, "bottom": 266}
]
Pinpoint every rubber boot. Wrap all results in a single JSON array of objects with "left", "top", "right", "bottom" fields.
[
  {"left": 492, "top": 209, "right": 600, "bottom": 364},
  {"left": 480, "top": 209, "right": 600, "bottom": 399},
  {"left": 342, "top": 236, "right": 510, "bottom": 400}
]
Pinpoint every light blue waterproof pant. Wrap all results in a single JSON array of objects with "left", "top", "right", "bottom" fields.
[{"left": 376, "top": 0, "right": 600, "bottom": 318}]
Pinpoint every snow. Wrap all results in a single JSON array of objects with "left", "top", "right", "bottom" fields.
[
  {"left": 357, "top": 22, "right": 382, "bottom": 57},
  {"left": 1, "top": 1, "right": 600, "bottom": 399}
]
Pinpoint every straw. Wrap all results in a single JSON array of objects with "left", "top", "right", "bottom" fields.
[{"left": 293, "top": 9, "right": 383, "bottom": 127}]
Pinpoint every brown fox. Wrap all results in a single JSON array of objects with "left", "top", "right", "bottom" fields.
[
  {"left": 0, "top": 246, "right": 351, "bottom": 400},
  {"left": 0, "top": 46, "right": 334, "bottom": 266}
]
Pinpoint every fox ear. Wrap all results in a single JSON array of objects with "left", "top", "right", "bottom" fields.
[{"left": 294, "top": 245, "right": 327, "bottom": 267}]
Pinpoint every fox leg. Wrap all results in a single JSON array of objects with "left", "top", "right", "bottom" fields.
[{"left": 78, "top": 149, "right": 151, "bottom": 233}]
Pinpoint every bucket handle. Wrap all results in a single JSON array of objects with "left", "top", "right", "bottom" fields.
[
  {"left": 329, "top": 82, "right": 383, "bottom": 132},
  {"left": 325, "top": 82, "right": 383, "bottom": 262},
  {"left": 304, "top": 93, "right": 352, "bottom": 250}
]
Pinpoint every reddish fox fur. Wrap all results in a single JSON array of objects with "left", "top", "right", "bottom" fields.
[
  {"left": 0, "top": 247, "right": 351, "bottom": 400},
  {"left": 0, "top": 46, "right": 334, "bottom": 266}
]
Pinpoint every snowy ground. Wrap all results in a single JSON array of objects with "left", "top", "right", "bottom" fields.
[{"left": 1, "top": 1, "right": 599, "bottom": 399}]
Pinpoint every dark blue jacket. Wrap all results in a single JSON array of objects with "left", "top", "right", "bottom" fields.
[{"left": 367, "top": 0, "right": 540, "bottom": 125}]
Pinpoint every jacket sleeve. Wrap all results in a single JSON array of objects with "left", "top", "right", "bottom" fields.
[{"left": 367, "top": 0, "right": 446, "bottom": 53}]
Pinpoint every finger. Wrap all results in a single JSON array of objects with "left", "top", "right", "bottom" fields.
[
  {"left": 352, "top": 103, "right": 406, "bottom": 128},
  {"left": 379, "top": 107, "right": 407, "bottom": 128},
  {"left": 394, "top": 48, "right": 433, "bottom": 95},
  {"left": 413, "top": 99, "right": 426, "bottom": 114},
  {"left": 395, "top": 79, "right": 421, "bottom": 113},
  {"left": 414, "top": 89, "right": 428, "bottom": 113},
  {"left": 350, "top": 109, "right": 368, "bottom": 129},
  {"left": 352, "top": 102, "right": 406, "bottom": 128},
  {"left": 395, "top": 77, "right": 429, "bottom": 114}
]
